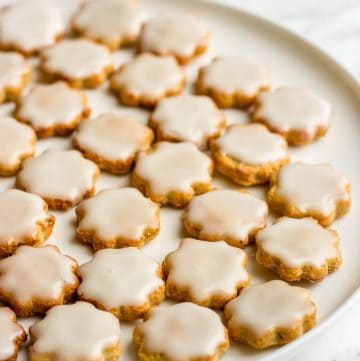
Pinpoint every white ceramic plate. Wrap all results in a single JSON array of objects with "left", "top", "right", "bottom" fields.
[{"left": 2, "top": 0, "right": 359, "bottom": 361}]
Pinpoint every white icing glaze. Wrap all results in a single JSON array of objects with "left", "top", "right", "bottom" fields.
[
  {"left": 43, "top": 39, "right": 113, "bottom": 78},
  {"left": 0, "top": 116, "right": 35, "bottom": 167},
  {"left": 275, "top": 163, "right": 350, "bottom": 215},
  {"left": 256, "top": 87, "right": 331, "bottom": 133},
  {"left": 0, "top": 3, "right": 64, "bottom": 52},
  {"left": 0, "top": 51, "right": 29, "bottom": 87},
  {"left": 134, "top": 141, "right": 212, "bottom": 194},
  {"left": 139, "top": 302, "right": 227, "bottom": 359},
  {"left": 215, "top": 123, "right": 288, "bottom": 165},
  {"left": 225, "top": 280, "right": 316, "bottom": 336},
  {"left": 0, "top": 245, "right": 77, "bottom": 303},
  {"left": 17, "top": 149, "right": 98, "bottom": 204},
  {"left": 30, "top": 302, "right": 121, "bottom": 361},
  {"left": 186, "top": 190, "right": 268, "bottom": 244},
  {"left": 166, "top": 238, "right": 248, "bottom": 302},
  {"left": 79, "top": 248, "right": 163, "bottom": 308},
  {"left": 151, "top": 94, "right": 224, "bottom": 146},
  {"left": 75, "top": 113, "right": 152, "bottom": 161},
  {"left": 140, "top": 14, "right": 209, "bottom": 58},
  {"left": 256, "top": 217, "right": 339, "bottom": 268},
  {"left": 77, "top": 188, "right": 159, "bottom": 240},
  {"left": 111, "top": 53, "right": 184, "bottom": 98}
]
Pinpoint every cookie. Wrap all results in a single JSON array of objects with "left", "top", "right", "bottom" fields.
[
  {"left": 0, "top": 245, "right": 79, "bottom": 317},
  {"left": 139, "top": 14, "right": 209, "bottom": 64},
  {"left": 16, "top": 149, "right": 99, "bottom": 210},
  {"left": 110, "top": 53, "right": 185, "bottom": 108},
  {"left": 0, "top": 52, "right": 31, "bottom": 103},
  {"left": 163, "top": 238, "right": 249, "bottom": 308},
  {"left": 73, "top": 113, "right": 153, "bottom": 174},
  {"left": 256, "top": 217, "right": 341, "bottom": 282},
  {"left": 0, "top": 189, "right": 55, "bottom": 257},
  {"left": 251, "top": 87, "right": 331, "bottom": 146},
  {"left": 29, "top": 301, "right": 121, "bottom": 361},
  {"left": 0, "top": 2, "right": 64, "bottom": 55},
  {"left": 133, "top": 302, "right": 229, "bottom": 361},
  {"left": 15, "top": 82, "right": 90, "bottom": 138},
  {"left": 76, "top": 188, "right": 160, "bottom": 250},
  {"left": 0, "top": 116, "right": 36, "bottom": 176},
  {"left": 132, "top": 141, "right": 213, "bottom": 207},
  {"left": 41, "top": 39, "right": 114, "bottom": 88},
  {"left": 224, "top": 280, "right": 316, "bottom": 349},
  {"left": 210, "top": 123, "right": 289, "bottom": 186},
  {"left": 196, "top": 56, "right": 270, "bottom": 108},
  {"left": 267, "top": 162, "right": 351, "bottom": 226},
  {"left": 72, "top": 0, "right": 143, "bottom": 50},
  {"left": 0, "top": 307, "right": 26, "bottom": 361},
  {"left": 149, "top": 94, "right": 226, "bottom": 149},
  {"left": 78, "top": 248, "right": 165, "bottom": 320},
  {"left": 184, "top": 189, "right": 268, "bottom": 247}
]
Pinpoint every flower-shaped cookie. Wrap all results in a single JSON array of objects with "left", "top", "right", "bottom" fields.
[
  {"left": 0, "top": 245, "right": 79, "bottom": 317},
  {"left": 133, "top": 302, "right": 229, "bottom": 361},
  {"left": 252, "top": 87, "right": 331, "bottom": 146},
  {"left": 184, "top": 190, "right": 268, "bottom": 247},
  {"left": 0, "top": 189, "right": 55, "bottom": 257},
  {"left": 76, "top": 188, "right": 160, "bottom": 249},
  {"left": 41, "top": 39, "right": 113, "bottom": 88},
  {"left": 74, "top": 113, "right": 153, "bottom": 174},
  {"left": 196, "top": 56, "right": 270, "bottom": 108},
  {"left": 256, "top": 217, "right": 341, "bottom": 282},
  {"left": 110, "top": 53, "right": 185, "bottom": 108},
  {"left": 29, "top": 302, "right": 121, "bottom": 361},
  {"left": 149, "top": 94, "right": 226, "bottom": 149},
  {"left": 78, "top": 248, "right": 165, "bottom": 320},
  {"left": 163, "top": 238, "right": 249, "bottom": 308},
  {"left": 224, "top": 280, "right": 317, "bottom": 349},
  {"left": 0, "top": 116, "right": 35, "bottom": 176},
  {"left": 72, "top": 0, "right": 143, "bottom": 50},
  {"left": 16, "top": 149, "right": 99, "bottom": 210},
  {"left": 210, "top": 123, "right": 289, "bottom": 186},
  {"left": 15, "top": 82, "right": 90, "bottom": 138},
  {"left": 132, "top": 141, "right": 213, "bottom": 207},
  {"left": 139, "top": 14, "right": 210, "bottom": 64},
  {"left": 267, "top": 162, "right": 351, "bottom": 226}
]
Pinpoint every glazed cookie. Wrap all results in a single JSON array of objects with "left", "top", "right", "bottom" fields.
[
  {"left": 196, "top": 56, "right": 270, "bottom": 108},
  {"left": 110, "top": 53, "right": 185, "bottom": 108},
  {"left": 0, "top": 307, "right": 26, "bottom": 361},
  {"left": 267, "top": 162, "right": 351, "bottom": 226},
  {"left": 76, "top": 188, "right": 160, "bottom": 250},
  {"left": 252, "top": 87, "right": 331, "bottom": 146},
  {"left": 149, "top": 94, "right": 226, "bottom": 149},
  {"left": 74, "top": 113, "right": 153, "bottom": 174},
  {"left": 133, "top": 302, "right": 229, "bottom": 361},
  {"left": 16, "top": 149, "right": 99, "bottom": 210},
  {"left": 210, "top": 123, "right": 289, "bottom": 186},
  {"left": 256, "top": 217, "right": 341, "bottom": 282},
  {"left": 224, "top": 280, "right": 316, "bottom": 349},
  {"left": 72, "top": 0, "right": 143, "bottom": 50},
  {"left": 0, "top": 116, "right": 36, "bottom": 176},
  {"left": 29, "top": 302, "right": 121, "bottom": 361},
  {"left": 0, "top": 189, "right": 55, "bottom": 257},
  {"left": 41, "top": 39, "right": 113, "bottom": 88},
  {"left": 78, "top": 248, "right": 165, "bottom": 320},
  {"left": 163, "top": 238, "right": 249, "bottom": 308},
  {"left": 139, "top": 14, "right": 210, "bottom": 64},
  {"left": 184, "top": 190, "right": 268, "bottom": 247},
  {"left": 0, "top": 245, "right": 79, "bottom": 317},
  {"left": 0, "top": 2, "right": 64, "bottom": 55},
  {"left": 15, "top": 82, "right": 90, "bottom": 138},
  {"left": 0, "top": 52, "right": 31, "bottom": 103},
  {"left": 132, "top": 141, "right": 213, "bottom": 207}
]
